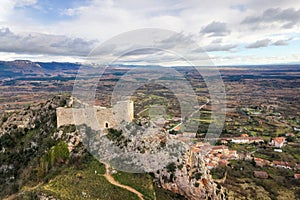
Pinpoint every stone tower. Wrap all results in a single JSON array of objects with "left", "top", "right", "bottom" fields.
[{"left": 113, "top": 100, "right": 134, "bottom": 124}]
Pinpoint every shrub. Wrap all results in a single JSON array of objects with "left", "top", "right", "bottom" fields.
[
  {"left": 166, "top": 162, "right": 176, "bottom": 173},
  {"left": 52, "top": 142, "right": 69, "bottom": 164},
  {"left": 194, "top": 172, "right": 202, "bottom": 180}
]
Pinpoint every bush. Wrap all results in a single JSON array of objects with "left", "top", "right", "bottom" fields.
[
  {"left": 166, "top": 162, "right": 176, "bottom": 173},
  {"left": 211, "top": 167, "right": 226, "bottom": 179},
  {"left": 52, "top": 142, "right": 69, "bottom": 164},
  {"left": 2, "top": 116, "right": 8, "bottom": 123},
  {"left": 106, "top": 128, "right": 123, "bottom": 141},
  {"left": 194, "top": 172, "right": 202, "bottom": 180}
]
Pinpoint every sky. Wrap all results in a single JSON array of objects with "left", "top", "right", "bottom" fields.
[{"left": 0, "top": 0, "right": 300, "bottom": 66}]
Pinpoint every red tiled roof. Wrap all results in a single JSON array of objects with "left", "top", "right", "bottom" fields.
[
  {"left": 249, "top": 137, "right": 264, "bottom": 141},
  {"left": 294, "top": 174, "right": 300, "bottom": 179},
  {"left": 212, "top": 145, "right": 228, "bottom": 150},
  {"left": 241, "top": 134, "right": 249, "bottom": 137},
  {"left": 272, "top": 137, "right": 286, "bottom": 144},
  {"left": 254, "top": 157, "right": 269, "bottom": 163},
  {"left": 272, "top": 161, "right": 293, "bottom": 167}
]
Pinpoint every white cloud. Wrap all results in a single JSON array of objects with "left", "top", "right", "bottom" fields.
[
  {"left": 15, "top": 0, "right": 37, "bottom": 7},
  {"left": 0, "top": 0, "right": 300, "bottom": 65},
  {"left": 210, "top": 53, "right": 300, "bottom": 66}
]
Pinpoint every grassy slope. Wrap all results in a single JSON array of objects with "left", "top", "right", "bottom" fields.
[
  {"left": 112, "top": 172, "right": 155, "bottom": 200},
  {"left": 19, "top": 159, "right": 140, "bottom": 200}
]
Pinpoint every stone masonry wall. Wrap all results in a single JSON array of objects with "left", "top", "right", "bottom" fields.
[{"left": 56, "top": 100, "right": 134, "bottom": 130}]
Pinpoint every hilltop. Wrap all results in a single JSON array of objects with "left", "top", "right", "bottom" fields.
[{"left": 0, "top": 95, "right": 225, "bottom": 200}]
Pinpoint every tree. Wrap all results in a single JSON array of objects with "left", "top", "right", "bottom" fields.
[
  {"left": 169, "top": 130, "right": 178, "bottom": 135},
  {"left": 52, "top": 142, "right": 69, "bottom": 164},
  {"left": 166, "top": 162, "right": 176, "bottom": 173}
]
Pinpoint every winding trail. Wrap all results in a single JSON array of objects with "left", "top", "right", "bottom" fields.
[{"left": 103, "top": 163, "right": 145, "bottom": 200}]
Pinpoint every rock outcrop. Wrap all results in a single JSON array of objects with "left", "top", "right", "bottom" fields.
[{"left": 155, "top": 147, "right": 226, "bottom": 200}]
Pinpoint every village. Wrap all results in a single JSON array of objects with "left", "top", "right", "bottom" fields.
[{"left": 188, "top": 133, "right": 300, "bottom": 181}]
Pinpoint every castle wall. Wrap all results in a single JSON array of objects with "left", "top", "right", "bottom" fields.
[
  {"left": 56, "top": 100, "right": 134, "bottom": 130},
  {"left": 56, "top": 107, "right": 76, "bottom": 128}
]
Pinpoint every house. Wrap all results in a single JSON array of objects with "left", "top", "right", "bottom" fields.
[
  {"left": 285, "top": 133, "right": 295, "bottom": 137},
  {"left": 293, "top": 127, "right": 300, "bottom": 132},
  {"left": 241, "top": 134, "right": 249, "bottom": 137},
  {"left": 248, "top": 137, "right": 264, "bottom": 143},
  {"left": 228, "top": 150, "right": 238, "bottom": 159},
  {"left": 210, "top": 145, "right": 229, "bottom": 154},
  {"left": 231, "top": 137, "right": 249, "bottom": 144},
  {"left": 272, "top": 161, "right": 293, "bottom": 169},
  {"left": 254, "top": 171, "right": 268, "bottom": 179},
  {"left": 271, "top": 137, "right": 286, "bottom": 148},
  {"left": 231, "top": 137, "right": 264, "bottom": 144},
  {"left": 294, "top": 174, "right": 300, "bottom": 179},
  {"left": 220, "top": 139, "right": 228, "bottom": 144},
  {"left": 218, "top": 160, "right": 228, "bottom": 167},
  {"left": 254, "top": 157, "right": 270, "bottom": 167},
  {"left": 207, "top": 162, "right": 217, "bottom": 169}
]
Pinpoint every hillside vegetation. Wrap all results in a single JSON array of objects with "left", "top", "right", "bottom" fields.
[{"left": 0, "top": 95, "right": 161, "bottom": 200}]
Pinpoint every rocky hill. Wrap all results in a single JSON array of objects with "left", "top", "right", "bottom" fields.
[
  {"left": 80, "top": 111, "right": 226, "bottom": 199},
  {"left": 0, "top": 95, "right": 225, "bottom": 199}
]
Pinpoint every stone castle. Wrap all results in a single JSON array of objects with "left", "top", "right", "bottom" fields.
[{"left": 56, "top": 98, "right": 134, "bottom": 130}]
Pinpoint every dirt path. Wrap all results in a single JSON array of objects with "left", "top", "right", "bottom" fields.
[{"left": 103, "top": 163, "right": 144, "bottom": 200}]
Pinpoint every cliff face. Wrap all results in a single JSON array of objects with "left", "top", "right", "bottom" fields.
[
  {"left": 78, "top": 111, "right": 226, "bottom": 200},
  {"left": 84, "top": 116, "right": 226, "bottom": 200},
  {"left": 156, "top": 150, "right": 226, "bottom": 200}
]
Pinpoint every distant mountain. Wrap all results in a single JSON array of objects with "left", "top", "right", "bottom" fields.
[
  {"left": 0, "top": 60, "right": 81, "bottom": 79},
  {"left": 36, "top": 61, "right": 81, "bottom": 71}
]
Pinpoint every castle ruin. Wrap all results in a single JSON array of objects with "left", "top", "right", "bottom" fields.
[{"left": 56, "top": 99, "right": 134, "bottom": 130}]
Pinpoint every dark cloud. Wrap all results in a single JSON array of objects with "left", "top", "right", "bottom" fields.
[
  {"left": 211, "top": 38, "right": 223, "bottom": 44},
  {"left": 122, "top": 48, "right": 162, "bottom": 56},
  {"left": 194, "top": 40, "right": 236, "bottom": 52},
  {"left": 200, "top": 21, "right": 230, "bottom": 36},
  {"left": 241, "top": 7, "right": 300, "bottom": 29},
  {"left": 0, "top": 27, "right": 97, "bottom": 56},
  {"left": 204, "top": 43, "right": 237, "bottom": 52},
  {"left": 158, "top": 33, "right": 193, "bottom": 49},
  {"left": 246, "top": 39, "right": 271, "bottom": 48},
  {"left": 272, "top": 38, "right": 291, "bottom": 46}
]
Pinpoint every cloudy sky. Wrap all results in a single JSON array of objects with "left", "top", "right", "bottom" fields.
[{"left": 0, "top": 0, "right": 300, "bottom": 65}]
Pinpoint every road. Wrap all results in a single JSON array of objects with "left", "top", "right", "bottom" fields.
[
  {"left": 103, "top": 163, "right": 145, "bottom": 200},
  {"left": 169, "top": 98, "right": 210, "bottom": 132}
]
